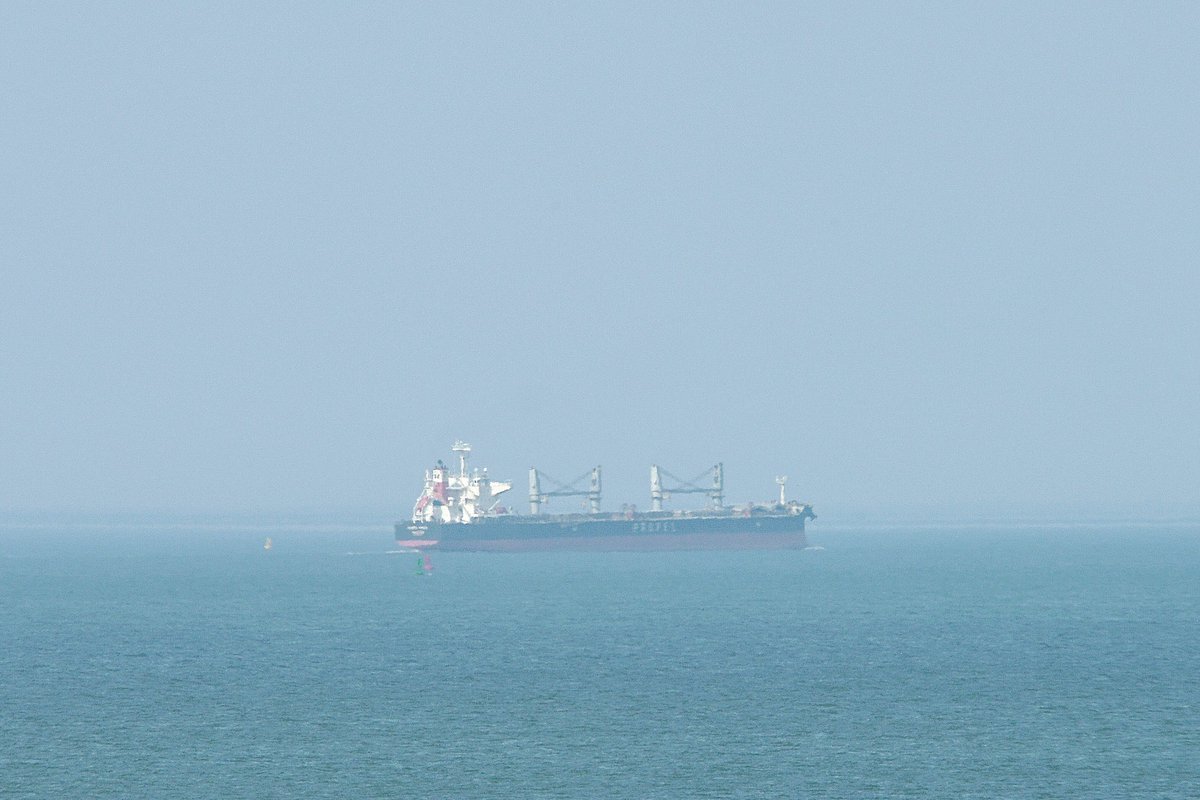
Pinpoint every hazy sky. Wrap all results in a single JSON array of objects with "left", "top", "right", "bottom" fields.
[{"left": 2, "top": 3, "right": 1196, "bottom": 518}]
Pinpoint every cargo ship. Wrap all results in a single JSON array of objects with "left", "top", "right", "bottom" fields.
[{"left": 394, "top": 442, "right": 815, "bottom": 552}]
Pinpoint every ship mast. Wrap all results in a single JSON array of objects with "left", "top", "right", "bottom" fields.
[{"left": 452, "top": 440, "right": 471, "bottom": 480}]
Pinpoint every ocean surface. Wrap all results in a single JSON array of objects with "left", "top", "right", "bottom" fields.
[{"left": 2, "top": 521, "right": 1198, "bottom": 798}]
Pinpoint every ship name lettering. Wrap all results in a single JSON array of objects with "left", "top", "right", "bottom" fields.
[{"left": 632, "top": 521, "right": 678, "bottom": 533}]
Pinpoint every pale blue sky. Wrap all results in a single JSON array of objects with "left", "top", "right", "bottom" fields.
[{"left": 2, "top": 3, "right": 1196, "bottom": 518}]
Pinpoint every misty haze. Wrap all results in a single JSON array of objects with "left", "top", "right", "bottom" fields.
[{"left": 2, "top": 4, "right": 1196, "bottom": 798}]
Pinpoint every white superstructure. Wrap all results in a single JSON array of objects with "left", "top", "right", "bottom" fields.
[{"left": 411, "top": 441, "right": 513, "bottom": 525}]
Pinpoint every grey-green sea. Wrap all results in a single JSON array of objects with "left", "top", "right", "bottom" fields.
[{"left": 2, "top": 522, "right": 1198, "bottom": 798}]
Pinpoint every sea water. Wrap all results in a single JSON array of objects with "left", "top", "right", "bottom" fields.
[{"left": 2, "top": 522, "right": 1198, "bottom": 798}]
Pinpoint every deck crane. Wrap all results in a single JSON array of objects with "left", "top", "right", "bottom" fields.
[
  {"left": 650, "top": 463, "right": 724, "bottom": 511},
  {"left": 528, "top": 466, "right": 602, "bottom": 514}
]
